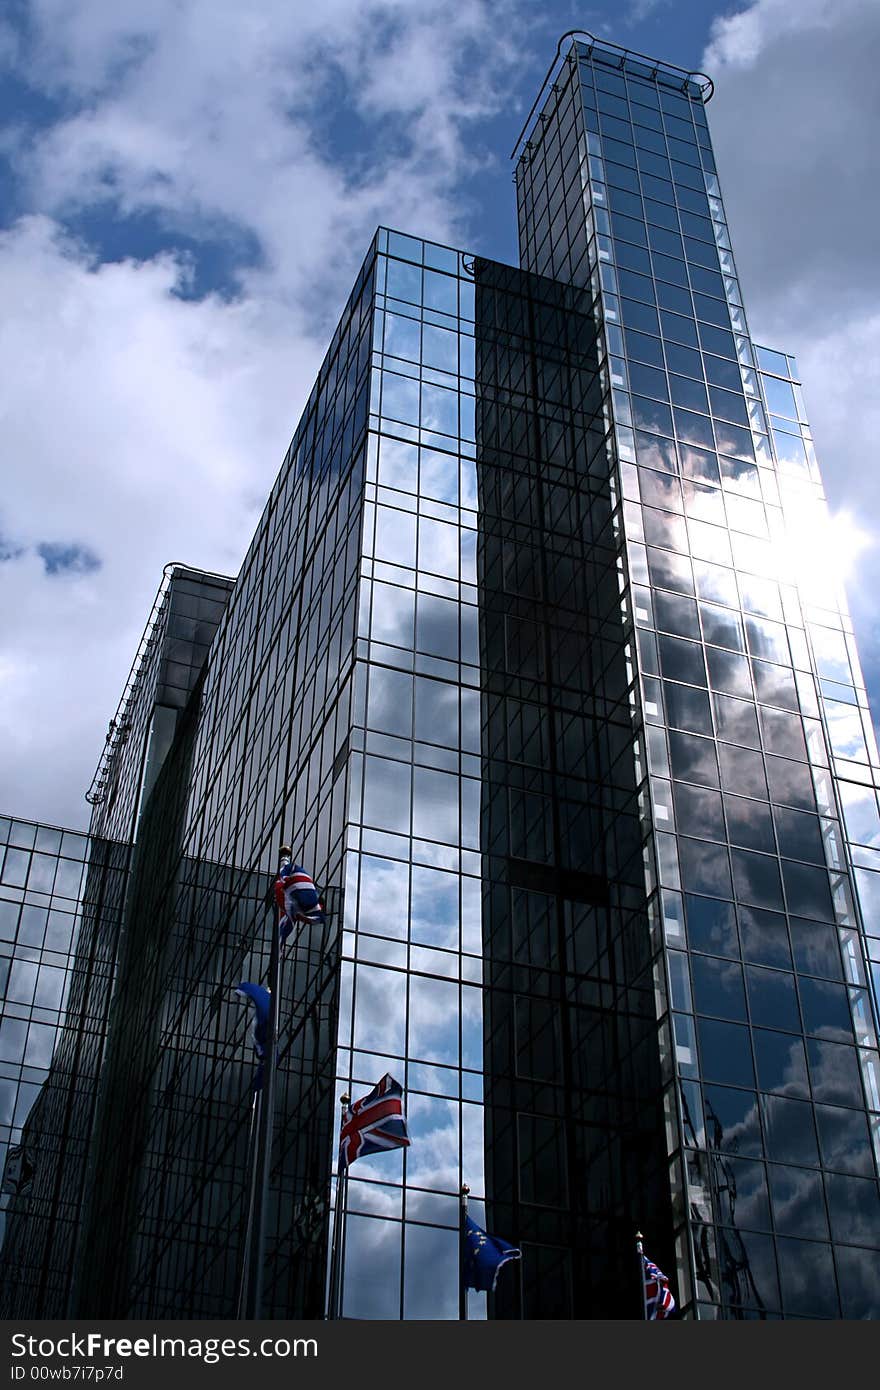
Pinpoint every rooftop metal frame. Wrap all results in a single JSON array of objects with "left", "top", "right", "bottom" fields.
[
  {"left": 85, "top": 561, "right": 234, "bottom": 807},
  {"left": 511, "top": 29, "right": 714, "bottom": 164}
]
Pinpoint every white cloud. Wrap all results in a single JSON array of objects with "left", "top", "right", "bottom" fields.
[
  {"left": 0, "top": 1, "right": 531, "bottom": 829},
  {"left": 703, "top": 0, "right": 880, "bottom": 701}
]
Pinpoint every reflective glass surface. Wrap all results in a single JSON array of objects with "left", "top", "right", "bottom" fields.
[{"left": 516, "top": 35, "right": 880, "bottom": 1318}]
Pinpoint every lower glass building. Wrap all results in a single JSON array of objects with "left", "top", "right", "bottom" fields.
[
  {"left": 1, "top": 31, "right": 878, "bottom": 1321},
  {"left": 0, "top": 817, "right": 128, "bottom": 1315}
]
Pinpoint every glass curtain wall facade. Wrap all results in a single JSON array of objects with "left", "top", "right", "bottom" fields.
[
  {"left": 0, "top": 817, "right": 128, "bottom": 1316},
  {"left": 335, "top": 234, "right": 671, "bottom": 1319},
  {"left": 515, "top": 34, "right": 880, "bottom": 1319},
  {"left": 88, "top": 565, "right": 235, "bottom": 846},
  {"left": 3, "top": 33, "right": 879, "bottom": 1323},
  {"left": 72, "top": 247, "right": 375, "bottom": 1318},
  {"left": 68, "top": 230, "right": 670, "bottom": 1321}
]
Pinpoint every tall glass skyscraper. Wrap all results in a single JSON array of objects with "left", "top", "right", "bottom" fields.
[
  {"left": 514, "top": 33, "right": 880, "bottom": 1317},
  {"left": 1, "top": 32, "right": 878, "bottom": 1320}
]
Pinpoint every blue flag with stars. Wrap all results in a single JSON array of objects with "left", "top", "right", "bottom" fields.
[
  {"left": 462, "top": 1215, "right": 521, "bottom": 1292},
  {"left": 234, "top": 981, "right": 270, "bottom": 1092}
]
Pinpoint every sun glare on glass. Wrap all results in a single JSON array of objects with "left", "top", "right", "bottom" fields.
[{"left": 778, "top": 500, "right": 872, "bottom": 600}]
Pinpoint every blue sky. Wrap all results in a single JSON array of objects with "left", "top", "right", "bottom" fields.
[{"left": 0, "top": 0, "right": 877, "bottom": 827}]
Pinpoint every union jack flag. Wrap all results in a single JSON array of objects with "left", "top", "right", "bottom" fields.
[
  {"left": 338, "top": 1073, "right": 410, "bottom": 1170},
  {"left": 275, "top": 858, "right": 325, "bottom": 943},
  {"left": 643, "top": 1254, "right": 676, "bottom": 1319}
]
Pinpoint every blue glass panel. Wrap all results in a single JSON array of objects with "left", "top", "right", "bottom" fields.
[
  {"left": 629, "top": 362, "right": 668, "bottom": 400},
  {"left": 768, "top": 1165, "right": 827, "bottom": 1239},
  {"left": 776, "top": 1239, "right": 839, "bottom": 1318},
  {"left": 670, "top": 375, "right": 709, "bottom": 413},
  {"left": 685, "top": 896, "right": 738, "bottom": 956},
  {"left": 731, "top": 850, "right": 784, "bottom": 911},
  {"left": 815, "top": 1104, "right": 874, "bottom": 1177},
  {"left": 761, "top": 1095, "right": 819, "bottom": 1165},
  {"left": 807, "top": 1039, "right": 863, "bottom": 1105},
  {"left": 798, "top": 978, "right": 853, "bottom": 1042},
  {"left": 756, "top": 346, "right": 789, "bottom": 376},
  {"left": 660, "top": 310, "right": 699, "bottom": 347},
  {"left": 681, "top": 840, "right": 734, "bottom": 900},
  {"left": 738, "top": 906, "right": 792, "bottom": 970},
  {"left": 698, "top": 1017, "right": 755, "bottom": 1087},
  {"left": 704, "top": 1084, "right": 762, "bottom": 1156},
  {"left": 836, "top": 1246, "right": 880, "bottom": 1319},
  {"left": 753, "top": 1029, "right": 809, "bottom": 1098},
  {"left": 781, "top": 861, "right": 834, "bottom": 921},
  {"left": 746, "top": 966, "right": 800, "bottom": 1031},
  {"left": 692, "top": 954, "right": 745, "bottom": 1018},
  {"left": 789, "top": 919, "right": 843, "bottom": 981}
]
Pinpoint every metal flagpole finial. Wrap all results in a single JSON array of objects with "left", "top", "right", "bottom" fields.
[
  {"left": 460, "top": 1183, "right": 470, "bottom": 1196},
  {"left": 279, "top": 844, "right": 291, "bottom": 859},
  {"left": 340, "top": 1093, "right": 350, "bottom": 1107}
]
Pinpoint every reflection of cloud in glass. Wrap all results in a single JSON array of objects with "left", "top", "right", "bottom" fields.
[
  {"left": 461, "top": 984, "right": 482, "bottom": 1070},
  {"left": 419, "top": 447, "right": 458, "bottom": 505},
  {"left": 0, "top": 1018, "right": 26, "bottom": 1066},
  {"left": 461, "top": 876, "right": 482, "bottom": 954},
  {"left": 352, "top": 963, "right": 406, "bottom": 1056},
  {"left": 408, "top": 975, "right": 458, "bottom": 1065},
  {"left": 367, "top": 666, "right": 413, "bottom": 739},
  {"left": 826, "top": 1173, "right": 880, "bottom": 1245},
  {"left": 414, "top": 677, "right": 458, "bottom": 747},
  {"left": 839, "top": 783, "right": 878, "bottom": 845},
  {"left": 412, "top": 766, "right": 459, "bottom": 844},
  {"left": 341, "top": 1213, "right": 401, "bottom": 1319},
  {"left": 377, "top": 436, "right": 418, "bottom": 492},
  {"left": 381, "top": 372, "right": 420, "bottom": 429},
  {"left": 404, "top": 1188, "right": 458, "bottom": 1225},
  {"left": 374, "top": 505, "right": 416, "bottom": 567},
  {"left": 355, "top": 855, "right": 409, "bottom": 940},
  {"left": 403, "top": 1222, "right": 459, "bottom": 1319},
  {"left": 807, "top": 1038, "right": 863, "bottom": 1106},
  {"left": 776, "top": 1236, "right": 836, "bottom": 1316},
  {"left": 346, "top": 1177, "right": 403, "bottom": 1220},
  {"left": 407, "top": 1061, "right": 459, "bottom": 1099},
  {"left": 420, "top": 383, "right": 458, "bottom": 438},
  {"left": 0, "top": 1078, "right": 15, "bottom": 1126},
  {"left": 462, "top": 1100, "right": 485, "bottom": 1191},
  {"left": 418, "top": 516, "right": 459, "bottom": 578},
  {"left": 422, "top": 324, "right": 457, "bottom": 374},
  {"left": 362, "top": 756, "right": 411, "bottom": 835},
  {"left": 369, "top": 581, "right": 415, "bottom": 647},
  {"left": 6, "top": 961, "right": 37, "bottom": 1006},
  {"left": 24, "top": 1022, "right": 56, "bottom": 1068},
  {"left": 383, "top": 313, "right": 420, "bottom": 364},
  {"left": 416, "top": 592, "right": 459, "bottom": 660},
  {"left": 824, "top": 701, "right": 867, "bottom": 761},
  {"left": 405, "top": 1092, "right": 459, "bottom": 1193},
  {"left": 768, "top": 1165, "right": 826, "bottom": 1239}
]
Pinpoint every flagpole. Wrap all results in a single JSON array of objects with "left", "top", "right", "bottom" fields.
[
  {"left": 244, "top": 847, "right": 286, "bottom": 1319},
  {"left": 236, "top": 1090, "right": 261, "bottom": 1319},
  {"left": 635, "top": 1229, "right": 648, "bottom": 1320},
  {"left": 327, "top": 1092, "right": 349, "bottom": 1320},
  {"left": 459, "top": 1183, "right": 470, "bottom": 1322}
]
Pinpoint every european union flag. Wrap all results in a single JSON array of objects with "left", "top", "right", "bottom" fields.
[
  {"left": 235, "top": 981, "right": 270, "bottom": 1091},
  {"left": 462, "top": 1215, "right": 521, "bottom": 1292}
]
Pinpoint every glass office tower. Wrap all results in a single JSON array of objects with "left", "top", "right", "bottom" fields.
[
  {"left": 62, "top": 236, "right": 673, "bottom": 1321},
  {"left": 515, "top": 34, "right": 880, "bottom": 1317},
  {"left": 2, "top": 32, "right": 878, "bottom": 1322},
  {"left": 0, "top": 817, "right": 128, "bottom": 1315}
]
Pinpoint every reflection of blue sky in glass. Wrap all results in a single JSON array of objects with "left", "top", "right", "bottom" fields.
[{"left": 336, "top": 253, "right": 489, "bottom": 1307}]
